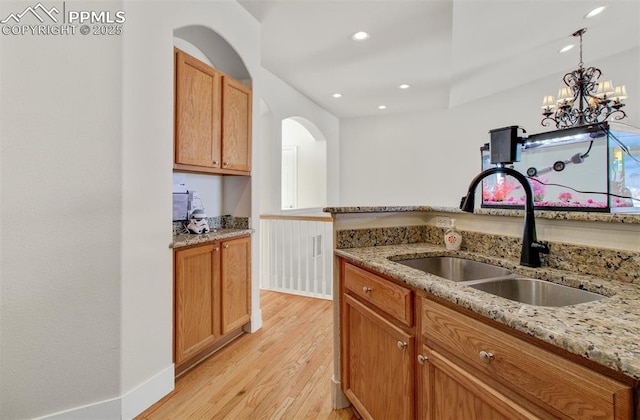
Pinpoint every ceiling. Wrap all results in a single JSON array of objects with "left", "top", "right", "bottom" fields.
[{"left": 238, "top": 0, "right": 640, "bottom": 119}]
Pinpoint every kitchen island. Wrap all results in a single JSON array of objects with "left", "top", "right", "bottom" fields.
[{"left": 325, "top": 206, "right": 640, "bottom": 419}]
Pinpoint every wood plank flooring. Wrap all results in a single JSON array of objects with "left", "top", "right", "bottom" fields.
[{"left": 137, "top": 290, "right": 357, "bottom": 420}]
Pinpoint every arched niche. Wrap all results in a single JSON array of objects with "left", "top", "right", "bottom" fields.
[
  {"left": 173, "top": 25, "right": 251, "bottom": 83},
  {"left": 281, "top": 117, "right": 327, "bottom": 210},
  {"left": 172, "top": 24, "right": 253, "bottom": 218}
]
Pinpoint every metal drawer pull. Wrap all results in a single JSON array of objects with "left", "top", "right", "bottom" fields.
[
  {"left": 362, "top": 286, "right": 372, "bottom": 293},
  {"left": 479, "top": 350, "right": 494, "bottom": 362},
  {"left": 397, "top": 341, "right": 408, "bottom": 350},
  {"left": 417, "top": 354, "right": 428, "bottom": 364}
]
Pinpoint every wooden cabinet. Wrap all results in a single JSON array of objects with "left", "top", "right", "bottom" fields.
[
  {"left": 339, "top": 259, "right": 635, "bottom": 419},
  {"left": 174, "top": 236, "right": 251, "bottom": 373},
  {"left": 174, "top": 243, "right": 221, "bottom": 365},
  {"left": 174, "top": 48, "right": 251, "bottom": 175},
  {"left": 174, "top": 48, "right": 222, "bottom": 171},
  {"left": 221, "top": 235, "right": 251, "bottom": 334},
  {"left": 417, "top": 344, "right": 536, "bottom": 420},
  {"left": 419, "top": 297, "right": 634, "bottom": 419},
  {"left": 221, "top": 76, "right": 252, "bottom": 172},
  {"left": 340, "top": 261, "right": 415, "bottom": 420}
]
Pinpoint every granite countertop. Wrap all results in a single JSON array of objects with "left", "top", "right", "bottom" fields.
[
  {"left": 323, "top": 205, "right": 640, "bottom": 224},
  {"left": 172, "top": 228, "right": 253, "bottom": 248},
  {"left": 335, "top": 242, "right": 640, "bottom": 380}
]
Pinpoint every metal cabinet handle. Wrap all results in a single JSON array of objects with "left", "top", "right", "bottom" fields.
[
  {"left": 214, "top": 247, "right": 220, "bottom": 252},
  {"left": 479, "top": 350, "right": 494, "bottom": 362},
  {"left": 397, "top": 341, "right": 408, "bottom": 350},
  {"left": 362, "top": 286, "right": 372, "bottom": 293},
  {"left": 417, "top": 354, "right": 428, "bottom": 364},
  {"left": 223, "top": 161, "right": 230, "bottom": 167},
  {"left": 224, "top": 244, "right": 229, "bottom": 249},
  {"left": 213, "top": 160, "right": 219, "bottom": 165}
]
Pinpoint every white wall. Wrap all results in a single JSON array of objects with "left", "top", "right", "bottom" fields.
[
  {"left": 122, "top": 1, "right": 262, "bottom": 416},
  {"left": 0, "top": 1, "right": 261, "bottom": 419},
  {"left": 0, "top": 4, "right": 124, "bottom": 418},
  {"left": 339, "top": 48, "right": 640, "bottom": 207},
  {"left": 259, "top": 68, "right": 340, "bottom": 214}
]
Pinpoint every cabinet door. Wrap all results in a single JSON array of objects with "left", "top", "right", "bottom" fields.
[
  {"left": 174, "top": 243, "right": 221, "bottom": 364},
  {"left": 174, "top": 48, "right": 222, "bottom": 169},
  {"left": 222, "top": 75, "right": 252, "bottom": 172},
  {"left": 221, "top": 236, "right": 251, "bottom": 334},
  {"left": 342, "top": 294, "right": 414, "bottom": 420},
  {"left": 417, "top": 345, "right": 538, "bottom": 420}
]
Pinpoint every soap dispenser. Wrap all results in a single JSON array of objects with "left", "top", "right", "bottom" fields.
[{"left": 444, "top": 219, "right": 462, "bottom": 251}]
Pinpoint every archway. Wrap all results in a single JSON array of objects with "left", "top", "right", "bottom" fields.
[{"left": 281, "top": 117, "right": 327, "bottom": 210}]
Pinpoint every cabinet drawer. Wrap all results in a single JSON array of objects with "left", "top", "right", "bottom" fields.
[
  {"left": 422, "top": 299, "right": 632, "bottom": 419},
  {"left": 344, "top": 262, "right": 413, "bottom": 327}
]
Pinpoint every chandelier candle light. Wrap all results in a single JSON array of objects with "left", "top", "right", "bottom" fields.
[{"left": 541, "top": 28, "right": 627, "bottom": 128}]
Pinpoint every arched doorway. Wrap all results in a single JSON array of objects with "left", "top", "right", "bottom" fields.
[{"left": 281, "top": 117, "right": 327, "bottom": 210}]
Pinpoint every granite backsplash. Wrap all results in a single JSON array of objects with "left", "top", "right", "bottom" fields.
[
  {"left": 336, "top": 225, "right": 640, "bottom": 284},
  {"left": 172, "top": 215, "right": 250, "bottom": 235}
]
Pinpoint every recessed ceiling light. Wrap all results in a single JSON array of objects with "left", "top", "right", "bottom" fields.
[
  {"left": 559, "top": 44, "right": 575, "bottom": 53},
  {"left": 351, "top": 31, "right": 370, "bottom": 41},
  {"left": 398, "top": 84, "right": 411, "bottom": 89},
  {"left": 378, "top": 105, "right": 387, "bottom": 110},
  {"left": 332, "top": 93, "right": 342, "bottom": 98},
  {"left": 584, "top": 5, "right": 607, "bottom": 18}
]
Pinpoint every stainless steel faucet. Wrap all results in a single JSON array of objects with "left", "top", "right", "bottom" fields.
[{"left": 459, "top": 166, "right": 550, "bottom": 267}]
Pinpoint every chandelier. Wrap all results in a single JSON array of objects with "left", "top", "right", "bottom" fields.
[{"left": 541, "top": 28, "right": 627, "bottom": 129}]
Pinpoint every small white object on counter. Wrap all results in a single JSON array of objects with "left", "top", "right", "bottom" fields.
[{"left": 444, "top": 218, "right": 462, "bottom": 251}]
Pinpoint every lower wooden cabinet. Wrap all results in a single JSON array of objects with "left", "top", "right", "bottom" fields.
[
  {"left": 339, "top": 259, "right": 636, "bottom": 419},
  {"left": 174, "top": 242, "right": 221, "bottom": 365},
  {"left": 417, "top": 344, "right": 537, "bottom": 420},
  {"left": 420, "top": 298, "right": 634, "bottom": 419},
  {"left": 340, "top": 260, "right": 415, "bottom": 420},
  {"left": 342, "top": 294, "right": 415, "bottom": 420},
  {"left": 174, "top": 236, "right": 251, "bottom": 372},
  {"left": 221, "top": 235, "right": 251, "bottom": 334}
]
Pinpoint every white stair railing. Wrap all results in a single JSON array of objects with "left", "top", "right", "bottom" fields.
[{"left": 260, "top": 214, "right": 333, "bottom": 299}]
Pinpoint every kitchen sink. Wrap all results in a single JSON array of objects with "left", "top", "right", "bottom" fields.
[
  {"left": 396, "top": 256, "right": 512, "bottom": 282},
  {"left": 467, "top": 277, "right": 606, "bottom": 307}
]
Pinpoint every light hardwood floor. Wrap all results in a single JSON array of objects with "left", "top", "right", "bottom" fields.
[{"left": 137, "top": 290, "right": 358, "bottom": 420}]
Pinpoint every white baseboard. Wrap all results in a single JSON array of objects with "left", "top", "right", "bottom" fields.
[
  {"left": 37, "top": 365, "right": 175, "bottom": 420},
  {"left": 121, "top": 364, "right": 175, "bottom": 419},
  {"left": 37, "top": 398, "right": 121, "bottom": 420},
  {"left": 247, "top": 309, "right": 263, "bottom": 333}
]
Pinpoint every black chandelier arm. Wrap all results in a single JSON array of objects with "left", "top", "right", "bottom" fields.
[
  {"left": 541, "top": 116, "right": 559, "bottom": 128},
  {"left": 609, "top": 108, "right": 628, "bottom": 121}
]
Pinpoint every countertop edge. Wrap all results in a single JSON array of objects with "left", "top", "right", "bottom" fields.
[
  {"left": 323, "top": 205, "right": 640, "bottom": 224},
  {"left": 172, "top": 228, "right": 253, "bottom": 249}
]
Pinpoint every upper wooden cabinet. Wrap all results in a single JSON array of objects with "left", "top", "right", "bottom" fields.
[
  {"left": 174, "top": 48, "right": 252, "bottom": 175},
  {"left": 222, "top": 76, "right": 252, "bottom": 173}
]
